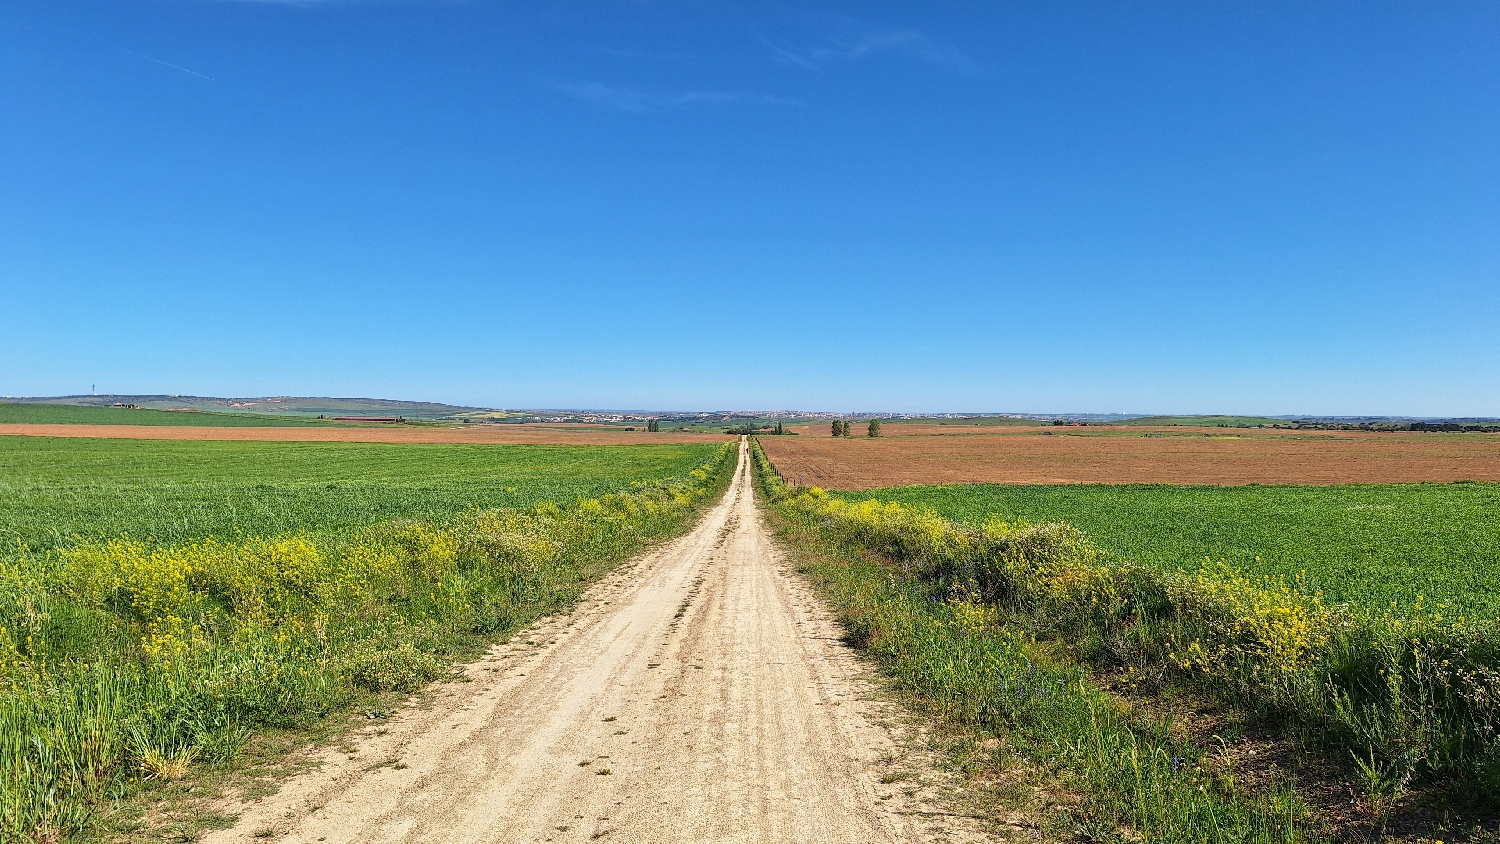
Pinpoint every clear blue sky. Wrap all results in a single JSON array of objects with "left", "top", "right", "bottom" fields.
[{"left": 3, "top": 1, "right": 1496, "bottom": 415}]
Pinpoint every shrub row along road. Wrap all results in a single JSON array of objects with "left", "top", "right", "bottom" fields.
[{"left": 207, "top": 440, "right": 976, "bottom": 844}]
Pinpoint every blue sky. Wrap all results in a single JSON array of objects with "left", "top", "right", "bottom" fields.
[{"left": 2, "top": 1, "right": 1496, "bottom": 415}]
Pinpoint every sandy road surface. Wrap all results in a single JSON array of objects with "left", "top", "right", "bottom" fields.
[{"left": 206, "top": 440, "right": 985, "bottom": 844}]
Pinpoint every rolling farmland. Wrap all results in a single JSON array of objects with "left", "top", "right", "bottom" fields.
[
  {"left": 11, "top": 0, "right": 1498, "bottom": 838},
  {"left": 0, "top": 402, "right": 341, "bottom": 427},
  {"left": 757, "top": 426, "right": 1500, "bottom": 487},
  {"left": 753, "top": 436, "right": 1500, "bottom": 839},
  {"left": 0, "top": 436, "right": 733, "bottom": 840},
  {"left": 0, "top": 436, "right": 722, "bottom": 550},
  {"left": 9, "top": 415, "right": 1497, "bottom": 842},
  {"left": 0, "top": 424, "right": 730, "bottom": 446}
]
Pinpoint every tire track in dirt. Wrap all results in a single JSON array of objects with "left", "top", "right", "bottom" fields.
[{"left": 205, "top": 439, "right": 993, "bottom": 844}]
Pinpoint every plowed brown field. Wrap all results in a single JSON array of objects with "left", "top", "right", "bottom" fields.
[
  {"left": 0, "top": 424, "right": 729, "bottom": 445},
  {"left": 759, "top": 428, "right": 1500, "bottom": 488},
  {"left": 783, "top": 423, "right": 1397, "bottom": 439}
]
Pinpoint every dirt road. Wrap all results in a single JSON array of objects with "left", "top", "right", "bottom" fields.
[{"left": 206, "top": 440, "right": 979, "bottom": 844}]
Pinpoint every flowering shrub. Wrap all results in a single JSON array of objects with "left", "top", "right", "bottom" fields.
[{"left": 344, "top": 641, "right": 450, "bottom": 693}]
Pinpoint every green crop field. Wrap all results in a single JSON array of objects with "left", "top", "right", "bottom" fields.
[
  {"left": 837, "top": 482, "right": 1500, "bottom": 616},
  {"left": 0, "top": 402, "right": 340, "bottom": 427},
  {"left": 0, "top": 436, "right": 720, "bottom": 551},
  {"left": 0, "top": 437, "right": 732, "bottom": 839}
]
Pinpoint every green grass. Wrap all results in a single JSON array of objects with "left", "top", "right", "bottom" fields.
[
  {"left": 773, "top": 517, "right": 1313, "bottom": 842},
  {"left": 0, "top": 439, "right": 734, "bottom": 841},
  {"left": 837, "top": 482, "right": 1500, "bottom": 616},
  {"left": 0, "top": 437, "right": 719, "bottom": 552},
  {"left": 0, "top": 402, "right": 339, "bottom": 427}
]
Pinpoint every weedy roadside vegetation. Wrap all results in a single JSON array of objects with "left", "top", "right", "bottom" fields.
[
  {"left": 853, "top": 482, "right": 1500, "bottom": 617},
  {"left": 752, "top": 441, "right": 1311, "bottom": 841},
  {"left": 752, "top": 440, "right": 1500, "bottom": 840},
  {"left": 0, "top": 442, "right": 734, "bottom": 841}
]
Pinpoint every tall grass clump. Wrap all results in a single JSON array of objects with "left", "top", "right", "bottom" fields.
[
  {"left": 756, "top": 440, "right": 1500, "bottom": 830},
  {"left": 0, "top": 444, "right": 734, "bottom": 842},
  {"left": 751, "top": 441, "right": 1312, "bottom": 841}
]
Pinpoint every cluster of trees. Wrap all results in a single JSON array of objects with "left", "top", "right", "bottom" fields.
[
  {"left": 725, "top": 421, "right": 786, "bottom": 435},
  {"left": 831, "top": 419, "right": 881, "bottom": 438},
  {"left": 1410, "top": 421, "right": 1500, "bottom": 433},
  {"left": 646, "top": 419, "right": 660, "bottom": 432}
]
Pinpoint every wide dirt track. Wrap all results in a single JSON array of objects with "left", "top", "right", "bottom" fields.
[
  {"left": 0, "top": 423, "right": 728, "bottom": 445},
  {"left": 203, "top": 441, "right": 982, "bottom": 844},
  {"left": 760, "top": 427, "right": 1500, "bottom": 488}
]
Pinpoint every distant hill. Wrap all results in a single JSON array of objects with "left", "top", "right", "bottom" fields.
[
  {"left": 0, "top": 402, "right": 344, "bottom": 427},
  {"left": 4, "top": 395, "right": 480, "bottom": 420}
]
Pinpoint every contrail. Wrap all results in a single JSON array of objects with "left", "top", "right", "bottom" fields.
[{"left": 122, "top": 48, "right": 215, "bottom": 81}]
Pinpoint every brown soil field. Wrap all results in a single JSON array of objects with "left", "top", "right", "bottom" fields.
[
  {"left": 758, "top": 429, "right": 1500, "bottom": 488},
  {"left": 0, "top": 424, "right": 730, "bottom": 446},
  {"left": 784, "top": 423, "right": 1405, "bottom": 440},
  {"left": 875, "top": 423, "right": 1383, "bottom": 438}
]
